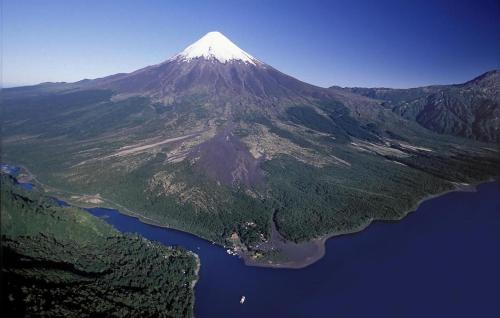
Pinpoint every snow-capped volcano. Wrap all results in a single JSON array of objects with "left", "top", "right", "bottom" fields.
[
  {"left": 83, "top": 30, "right": 334, "bottom": 100},
  {"left": 173, "top": 31, "right": 258, "bottom": 65}
]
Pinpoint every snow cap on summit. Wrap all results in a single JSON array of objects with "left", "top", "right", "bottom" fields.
[{"left": 174, "top": 31, "right": 257, "bottom": 65}]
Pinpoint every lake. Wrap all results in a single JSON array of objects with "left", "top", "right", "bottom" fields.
[{"left": 86, "top": 181, "right": 500, "bottom": 318}]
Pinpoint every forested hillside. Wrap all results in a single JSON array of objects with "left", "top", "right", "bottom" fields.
[{"left": 1, "top": 173, "right": 198, "bottom": 317}]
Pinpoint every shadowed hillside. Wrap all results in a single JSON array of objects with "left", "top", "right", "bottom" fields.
[{"left": 1, "top": 172, "right": 198, "bottom": 317}]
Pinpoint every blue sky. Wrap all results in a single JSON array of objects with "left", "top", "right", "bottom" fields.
[{"left": 3, "top": 0, "right": 499, "bottom": 88}]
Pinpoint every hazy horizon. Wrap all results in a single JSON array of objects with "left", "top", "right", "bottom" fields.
[
  {"left": 3, "top": 0, "right": 499, "bottom": 88},
  {"left": 3, "top": 66, "right": 497, "bottom": 90}
]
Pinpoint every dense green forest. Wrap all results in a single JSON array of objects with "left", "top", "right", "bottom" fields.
[
  {"left": 0, "top": 173, "right": 198, "bottom": 317},
  {"left": 2, "top": 73, "right": 499, "bottom": 265}
]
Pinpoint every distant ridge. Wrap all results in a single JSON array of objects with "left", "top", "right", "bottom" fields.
[{"left": 337, "top": 70, "right": 499, "bottom": 142}]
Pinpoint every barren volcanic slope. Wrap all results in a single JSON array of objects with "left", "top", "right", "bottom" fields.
[{"left": 2, "top": 32, "right": 499, "bottom": 266}]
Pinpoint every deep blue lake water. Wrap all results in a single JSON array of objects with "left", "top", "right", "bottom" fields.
[{"left": 86, "top": 181, "right": 500, "bottom": 318}]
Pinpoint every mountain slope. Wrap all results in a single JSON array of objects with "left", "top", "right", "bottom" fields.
[
  {"left": 75, "top": 31, "right": 336, "bottom": 102},
  {"left": 2, "top": 32, "right": 499, "bottom": 267},
  {"left": 341, "top": 70, "right": 500, "bottom": 142}
]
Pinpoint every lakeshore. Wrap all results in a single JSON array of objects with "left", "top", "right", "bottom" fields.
[
  {"left": 4, "top": 163, "right": 499, "bottom": 317},
  {"left": 86, "top": 181, "right": 500, "bottom": 318},
  {"left": 242, "top": 180, "right": 490, "bottom": 269},
  {"left": 3, "top": 163, "right": 497, "bottom": 269}
]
